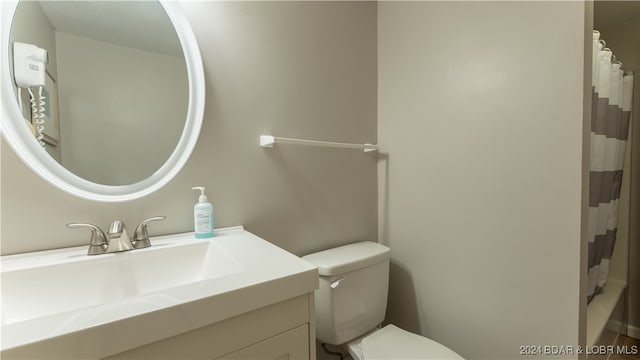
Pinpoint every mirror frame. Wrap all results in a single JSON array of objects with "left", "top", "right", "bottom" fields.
[{"left": 0, "top": 0, "right": 205, "bottom": 202}]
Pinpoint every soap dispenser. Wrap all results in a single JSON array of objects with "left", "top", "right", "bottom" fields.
[{"left": 192, "top": 186, "right": 214, "bottom": 238}]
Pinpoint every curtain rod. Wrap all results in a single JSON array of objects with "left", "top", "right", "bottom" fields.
[{"left": 259, "top": 135, "right": 378, "bottom": 153}]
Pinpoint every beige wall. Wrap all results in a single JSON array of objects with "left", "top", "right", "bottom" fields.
[
  {"left": 1, "top": 1, "right": 378, "bottom": 256},
  {"left": 2, "top": 1, "right": 600, "bottom": 357},
  {"left": 378, "top": 2, "right": 587, "bottom": 358}
]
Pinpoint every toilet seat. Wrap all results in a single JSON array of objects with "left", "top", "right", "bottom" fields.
[{"left": 346, "top": 324, "right": 464, "bottom": 360}]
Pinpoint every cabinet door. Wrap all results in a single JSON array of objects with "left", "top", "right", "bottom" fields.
[{"left": 219, "top": 324, "right": 309, "bottom": 360}]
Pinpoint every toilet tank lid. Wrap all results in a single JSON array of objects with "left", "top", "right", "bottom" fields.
[{"left": 302, "top": 241, "right": 391, "bottom": 276}]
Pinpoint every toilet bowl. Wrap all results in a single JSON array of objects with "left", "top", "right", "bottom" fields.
[
  {"left": 345, "top": 324, "right": 463, "bottom": 360},
  {"left": 302, "top": 241, "right": 464, "bottom": 359}
]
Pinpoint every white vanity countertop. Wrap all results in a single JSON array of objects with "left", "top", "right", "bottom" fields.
[{"left": 0, "top": 226, "right": 318, "bottom": 359}]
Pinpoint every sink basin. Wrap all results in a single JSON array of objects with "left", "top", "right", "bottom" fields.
[
  {"left": 1, "top": 226, "right": 318, "bottom": 358},
  {"left": 2, "top": 236, "right": 244, "bottom": 325}
]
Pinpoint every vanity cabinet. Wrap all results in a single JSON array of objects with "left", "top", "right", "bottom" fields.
[
  {"left": 105, "top": 294, "right": 316, "bottom": 360},
  {"left": 1, "top": 228, "right": 318, "bottom": 359},
  {"left": 219, "top": 325, "right": 309, "bottom": 360}
]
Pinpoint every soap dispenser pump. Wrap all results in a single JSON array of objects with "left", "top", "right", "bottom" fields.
[{"left": 192, "top": 186, "right": 214, "bottom": 238}]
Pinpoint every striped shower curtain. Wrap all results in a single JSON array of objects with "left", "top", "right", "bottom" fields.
[{"left": 588, "top": 30, "right": 634, "bottom": 304}]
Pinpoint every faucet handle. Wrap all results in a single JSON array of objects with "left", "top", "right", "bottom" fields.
[
  {"left": 66, "top": 223, "right": 108, "bottom": 255},
  {"left": 132, "top": 216, "right": 166, "bottom": 249}
]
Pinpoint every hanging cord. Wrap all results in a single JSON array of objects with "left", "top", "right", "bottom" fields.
[
  {"left": 321, "top": 343, "right": 344, "bottom": 360},
  {"left": 27, "top": 86, "right": 46, "bottom": 147}
]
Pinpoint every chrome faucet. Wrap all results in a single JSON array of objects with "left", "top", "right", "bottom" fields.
[
  {"left": 106, "top": 220, "right": 134, "bottom": 253},
  {"left": 67, "top": 216, "right": 166, "bottom": 255}
]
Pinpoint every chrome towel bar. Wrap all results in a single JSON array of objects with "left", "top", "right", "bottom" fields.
[{"left": 260, "top": 135, "right": 378, "bottom": 153}]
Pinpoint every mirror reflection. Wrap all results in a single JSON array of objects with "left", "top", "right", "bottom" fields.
[{"left": 10, "top": 1, "right": 188, "bottom": 186}]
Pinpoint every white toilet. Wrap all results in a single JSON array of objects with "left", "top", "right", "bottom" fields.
[{"left": 302, "top": 241, "right": 463, "bottom": 360}]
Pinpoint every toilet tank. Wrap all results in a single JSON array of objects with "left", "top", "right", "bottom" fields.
[{"left": 302, "top": 242, "right": 391, "bottom": 345}]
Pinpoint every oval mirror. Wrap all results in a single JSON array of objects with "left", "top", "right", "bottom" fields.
[{"left": 1, "top": 0, "right": 204, "bottom": 202}]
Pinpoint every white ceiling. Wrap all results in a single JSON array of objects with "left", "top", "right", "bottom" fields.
[{"left": 38, "top": 1, "right": 183, "bottom": 57}]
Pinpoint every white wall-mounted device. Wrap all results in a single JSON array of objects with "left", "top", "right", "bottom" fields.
[
  {"left": 13, "top": 42, "right": 48, "bottom": 88},
  {"left": 13, "top": 41, "right": 49, "bottom": 146}
]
